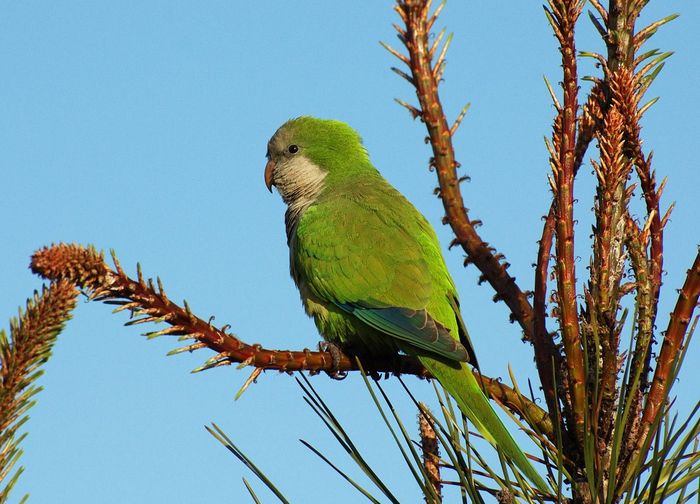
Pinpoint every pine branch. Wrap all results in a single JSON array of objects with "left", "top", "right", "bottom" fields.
[
  {"left": 533, "top": 63, "right": 607, "bottom": 436},
  {"left": 534, "top": 79, "right": 607, "bottom": 417},
  {"left": 0, "top": 280, "right": 78, "bottom": 503},
  {"left": 386, "top": 0, "right": 538, "bottom": 345},
  {"left": 29, "top": 243, "right": 554, "bottom": 440},
  {"left": 545, "top": 0, "right": 587, "bottom": 448},
  {"left": 586, "top": 85, "right": 634, "bottom": 448}
]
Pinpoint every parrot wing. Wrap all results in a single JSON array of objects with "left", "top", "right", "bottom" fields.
[{"left": 338, "top": 303, "right": 469, "bottom": 362}]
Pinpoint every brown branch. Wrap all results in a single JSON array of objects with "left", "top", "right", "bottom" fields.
[
  {"left": 608, "top": 5, "right": 666, "bottom": 384},
  {"left": 534, "top": 45, "right": 607, "bottom": 376},
  {"left": 628, "top": 249, "right": 700, "bottom": 479},
  {"left": 619, "top": 212, "right": 653, "bottom": 464},
  {"left": 392, "top": 0, "right": 537, "bottom": 343},
  {"left": 546, "top": 0, "right": 586, "bottom": 446},
  {"left": 29, "top": 243, "right": 555, "bottom": 440},
  {"left": 29, "top": 244, "right": 359, "bottom": 375},
  {"left": 626, "top": 110, "right": 664, "bottom": 319},
  {"left": 533, "top": 70, "right": 607, "bottom": 430},
  {"left": 533, "top": 79, "right": 609, "bottom": 455},
  {"left": 418, "top": 403, "right": 442, "bottom": 503},
  {"left": 605, "top": 1, "right": 636, "bottom": 72},
  {"left": 533, "top": 210, "right": 561, "bottom": 420},
  {"left": 587, "top": 91, "right": 633, "bottom": 447},
  {"left": 604, "top": 16, "right": 667, "bottom": 467}
]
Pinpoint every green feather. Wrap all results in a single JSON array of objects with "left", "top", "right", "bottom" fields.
[
  {"left": 268, "top": 117, "right": 549, "bottom": 493},
  {"left": 417, "top": 355, "right": 549, "bottom": 492},
  {"left": 337, "top": 303, "right": 469, "bottom": 362}
]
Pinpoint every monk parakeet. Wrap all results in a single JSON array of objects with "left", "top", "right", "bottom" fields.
[{"left": 264, "top": 116, "right": 547, "bottom": 492}]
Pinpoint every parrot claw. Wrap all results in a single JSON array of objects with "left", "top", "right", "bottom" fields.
[{"left": 318, "top": 341, "right": 348, "bottom": 380}]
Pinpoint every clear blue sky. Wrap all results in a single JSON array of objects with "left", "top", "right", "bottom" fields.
[{"left": 1, "top": 2, "right": 698, "bottom": 503}]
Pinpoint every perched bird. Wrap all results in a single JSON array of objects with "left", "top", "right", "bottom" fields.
[{"left": 264, "top": 116, "right": 547, "bottom": 492}]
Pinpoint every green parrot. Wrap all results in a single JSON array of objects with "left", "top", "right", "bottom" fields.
[{"left": 264, "top": 116, "right": 548, "bottom": 492}]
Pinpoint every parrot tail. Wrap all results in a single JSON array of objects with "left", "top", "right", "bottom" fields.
[{"left": 419, "top": 356, "right": 550, "bottom": 494}]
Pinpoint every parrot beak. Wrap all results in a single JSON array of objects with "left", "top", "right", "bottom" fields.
[{"left": 264, "top": 159, "right": 276, "bottom": 193}]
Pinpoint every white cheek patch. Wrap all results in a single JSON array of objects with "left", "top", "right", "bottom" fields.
[
  {"left": 274, "top": 155, "right": 328, "bottom": 242},
  {"left": 274, "top": 155, "right": 327, "bottom": 206}
]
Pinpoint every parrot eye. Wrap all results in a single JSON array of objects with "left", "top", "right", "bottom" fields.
[{"left": 287, "top": 144, "right": 299, "bottom": 154}]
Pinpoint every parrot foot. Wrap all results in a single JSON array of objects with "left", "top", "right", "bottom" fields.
[{"left": 318, "top": 341, "right": 348, "bottom": 380}]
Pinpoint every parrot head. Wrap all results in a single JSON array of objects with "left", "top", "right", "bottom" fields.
[{"left": 264, "top": 117, "right": 375, "bottom": 205}]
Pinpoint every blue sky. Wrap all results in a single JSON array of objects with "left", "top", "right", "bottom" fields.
[{"left": 1, "top": 2, "right": 698, "bottom": 503}]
